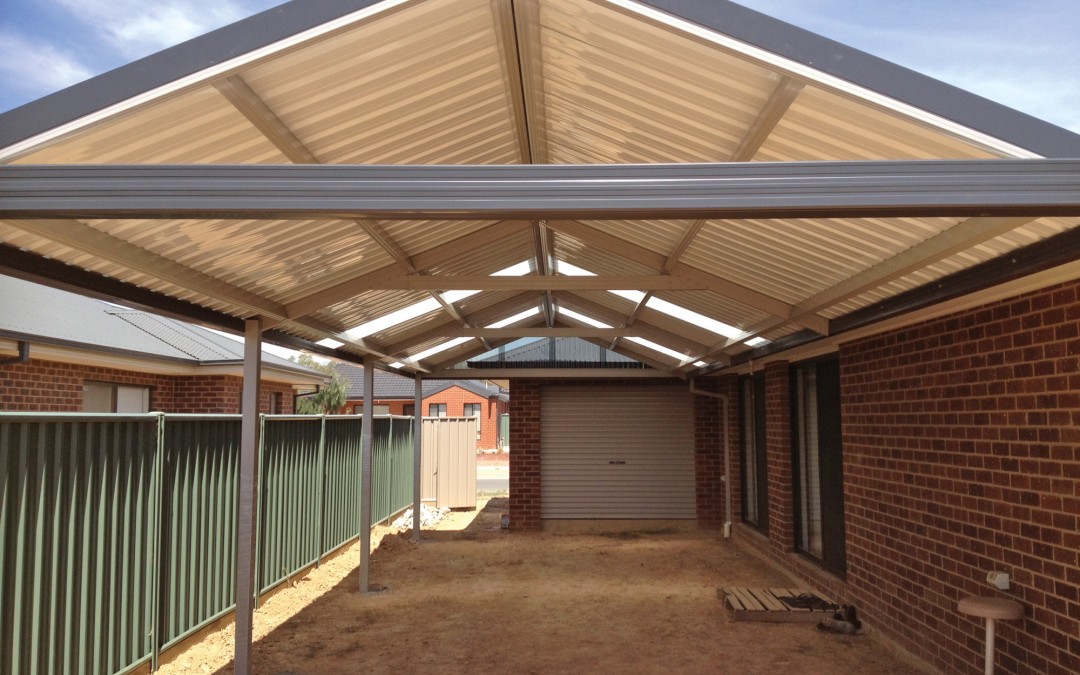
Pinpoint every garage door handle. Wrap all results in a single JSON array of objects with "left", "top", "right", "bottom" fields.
[{"left": 608, "top": 460, "right": 626, "bottom": 465}]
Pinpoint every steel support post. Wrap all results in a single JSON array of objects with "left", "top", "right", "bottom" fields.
[
  {"left": 413, "top": 375, "right": 422, "bottom": 541},
  {"left": 235, "top": 317, "right": 262, "bottom": 675},
  {"left": 359, "top": 356, "right": 374, "bottom": 593}
]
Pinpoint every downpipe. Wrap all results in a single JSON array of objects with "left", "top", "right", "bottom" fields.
[{"left": 689, "top": 378, "right": 731, "bottom": 539}]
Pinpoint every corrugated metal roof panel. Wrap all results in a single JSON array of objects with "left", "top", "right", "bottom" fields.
[
  {"left": 10, "top": 87, "right": 287, "bottom": 165},
  {"left": 539, "top": 0, "right": 777, "bottom": 164},
  {"left": 754, "top": 86, "right": 1003, "bottom": 162},
  {"left": 243, "top": 0, "right": 521, "bottom": 165}
]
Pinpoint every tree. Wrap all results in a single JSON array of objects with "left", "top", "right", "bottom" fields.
[{"left": 291, "top": 354, "right": 348, "bottom": 414}]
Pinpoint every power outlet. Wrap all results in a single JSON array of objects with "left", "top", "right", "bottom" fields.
[{"left": 987, "top": 571, "right": 1010, "bottom": 590}]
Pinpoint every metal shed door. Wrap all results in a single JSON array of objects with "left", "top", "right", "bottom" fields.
[{"left": 540, "top": 385, "right": 695, "bottom": 519}]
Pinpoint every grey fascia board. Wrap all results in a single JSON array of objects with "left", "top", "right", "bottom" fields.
[
  {"left": 3, "top": 161, "right": 1080, "bottom": 220},
  {"left": 0, "top": 0, "right": 386, "bottom": 150},
  {"left": 0, "top": 329, "right": 199, "bottom": 365},
  {"left": 639, "top": 0, "right": 1080, "bottom": 158}
]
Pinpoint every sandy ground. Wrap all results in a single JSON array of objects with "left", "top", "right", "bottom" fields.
[{"left": 158, "top": 497, "right": 929, "bottom": 675}]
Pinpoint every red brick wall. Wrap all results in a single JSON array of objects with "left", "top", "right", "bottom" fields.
[
  {"left": 693, "top": 376, "right": 739, "bottom": 529},
  {"left": 1, "top": 358, "right": 295, "bottom": 414},
  {"left": 839, "top": 280, "right": 1080, "bottom": 675},
  {"left": 508, "top": 379, "right": 541, "bottom": 530},
  {"left": 734, "top": 278, "right": 1080, "bottom": 675}
]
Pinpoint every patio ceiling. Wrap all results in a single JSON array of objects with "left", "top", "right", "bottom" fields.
[{"left": 1, "top": 0, "right": 1079, "bottom": 377}]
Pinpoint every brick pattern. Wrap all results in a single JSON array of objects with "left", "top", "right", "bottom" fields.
[
  {"left": 344, "top": 386, "right": 509, "bottom": 450},
  {"left": 693, "top": 376, "right": 740, "bottom": 528},
  {"left": 508, "top": 379, "right": 542, "bottom": 530},
  {"left": 1, "top": 358, "right": 295, "bottom": 414},
  {"left": 763, "top": 361, "right": 794, "bottom": 554},
  {"left": 841, "top": 280, "right": 1080, "bottom": 675}
]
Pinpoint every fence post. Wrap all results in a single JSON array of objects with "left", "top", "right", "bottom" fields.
[
  {"left": 316, "top": 414, "right": 327, "bottom": 566},
  {"left": 150, "top": 413, "right": 166, "bottom": 672}
]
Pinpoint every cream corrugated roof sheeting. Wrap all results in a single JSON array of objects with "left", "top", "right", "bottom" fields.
[{"left": 1, "top": 0, "right": 1079, "bottom": 376}]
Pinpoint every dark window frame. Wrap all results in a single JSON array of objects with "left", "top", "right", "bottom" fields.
[{"left": 738, "top": 373, "right": 769, "bottom": 533}]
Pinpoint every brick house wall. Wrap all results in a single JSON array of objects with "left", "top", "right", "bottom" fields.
[
  {"left": 692, "top": 375, "right": 739, "bottom": 530},
  {"left": 508, "top": 379, "right": 541, "bottom": 530},
  {"left": 1, "top": 357, "right": 296, "bottom": 414},
  {"left": 735, "top": 277, "right": 1080, "bottom": 675},
  {"left": 343, "top": 385, "right": 509, "bottom": 450}
]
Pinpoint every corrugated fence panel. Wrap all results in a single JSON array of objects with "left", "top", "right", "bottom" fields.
[
  {"left": 159, "top": 416, "right": 240, "bottom": 650},
  {"left": 371, "top": 417, "right": 414, "bottom": 524},
  {"left": 419, "top": 418, "right": 475, "bottom": 510},
  {"left": 258, "top": 417, "right": 323, "bottom": 594},
  {"left": 1, "top": 412, "right": 416, "bottom": 674},
  {"left": 0, "top": 415, "right": 159, "bottom": 675},
  {"left": 321, "top": 416, "right": 363, "bottom": 554}
]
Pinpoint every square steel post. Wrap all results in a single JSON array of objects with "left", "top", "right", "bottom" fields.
[
  {"left": 359, "top": 356, "right": 374, "bottom": 593},
  {"left": 235, "top": 317, "right": 262, "bottom": 674},
  {"left": 413, "top": 375, "right": 422, "bottom": 540}
]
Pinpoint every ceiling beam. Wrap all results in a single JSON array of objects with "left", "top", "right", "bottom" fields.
[
  {"left": 729, "top": 77, "right": 804, "bottom": 162},
  {"left": 281, "top": 221, "right": 531, "bottom": 319},
  {"left": 213, "top": 75, "right": 319, "bottom": 164},
  {"left": 545, "top": 219, "right": 827, "bottom": 333},
  {"left": 383, "top": 292, "right": 541, "bottom": 356},
  {"left": 5, "top": 161, "right": 1079, "bottom": 221},
  {"left": 553, "top": 292, "right": 710, "bottom": 357},
  {"left": 5, "top": 219, "right": 290, "bottom": 321},
  {"left": 680, "top": 214, "right": 1040, "bottom": 368},
  {"left": 456, "top": 327, "right": 634, "bottom": 338},
  {"left": 366, "top": 275, "right": 708, "bottom": 291},
  {"left": 424, "top": 367, "right": 673, "bottom": 379},
  {"left": 533, "top": 221, "right": 556, "bottom": 327}
]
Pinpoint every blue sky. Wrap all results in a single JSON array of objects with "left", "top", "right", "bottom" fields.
[{"left": 0, "top": 0, "right": 1077, "bottom": 133}]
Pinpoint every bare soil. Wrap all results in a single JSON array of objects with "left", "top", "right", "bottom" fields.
[{"left": 158, "top": 498, "right": 928, "bottom": 675}]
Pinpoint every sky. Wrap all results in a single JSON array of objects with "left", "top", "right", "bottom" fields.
[{"left": 0, "top": 0, "right": 1077, "bottom": 133}]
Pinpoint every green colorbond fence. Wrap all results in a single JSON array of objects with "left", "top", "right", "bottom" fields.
[{"left": 0, "top": 413, "right": 414, "bottom": 675}]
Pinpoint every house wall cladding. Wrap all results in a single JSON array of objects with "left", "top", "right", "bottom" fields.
[
  {"left": 736, "top": 277, "right": 1080, "bottom": 675},
  {"left": 0, "top": 357, "right": 295, "bottom": 414}
]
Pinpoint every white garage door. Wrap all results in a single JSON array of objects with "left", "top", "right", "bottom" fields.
[{"left": 540, "top": 385, "right": 695, "bottom": 519}]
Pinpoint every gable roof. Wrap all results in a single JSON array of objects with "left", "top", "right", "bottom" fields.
[
  {"left": 1, "top": 0, "right": 1079, "bottom": 380},
  {"left": 335, "top": 363, "right": 508, "bottom": 401},
  {"left": 0, "top": 275, "right": 326, "bottom": 382}
]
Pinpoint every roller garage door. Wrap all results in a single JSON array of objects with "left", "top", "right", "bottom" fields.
[{"left": 540, "top": 385, "right": 695, "bottom": 519}]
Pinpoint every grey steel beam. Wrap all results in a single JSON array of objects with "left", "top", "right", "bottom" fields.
[
  {"left": 235, "top": 317, "right": 262, "bottom": 675},
  {"left": 4, "top": 161, "right": 1080, "bottom": 220}
]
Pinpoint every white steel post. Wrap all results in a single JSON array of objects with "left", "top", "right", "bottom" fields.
[
  {"left": 359, "top": 356, "right": 374, "bottom": 593},
  {"left": 412, "top": 375, "right": 422, "bottom": 540}
]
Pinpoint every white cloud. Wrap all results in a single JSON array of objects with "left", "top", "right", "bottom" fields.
[
  {"left": 50, "top": 0, "right": 259, "bottom": 58},
  {"left": 0, "top": 31, "right": 95, "bottom": 98}
]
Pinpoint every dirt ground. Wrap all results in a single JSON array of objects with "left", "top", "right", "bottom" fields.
[{"left": 158, "top": 498, "right": 929, "bottom": 675}]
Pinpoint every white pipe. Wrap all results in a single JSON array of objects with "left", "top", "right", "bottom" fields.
[{"left": 689, "top": 379, "right": 731, "bottom": 539}]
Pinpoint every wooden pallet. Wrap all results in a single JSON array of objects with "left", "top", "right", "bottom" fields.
[{"left": 722, "top": 586, "right": 839, "bottom": 622}]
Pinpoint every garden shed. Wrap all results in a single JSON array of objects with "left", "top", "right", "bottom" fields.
[{"left": 2, "top": 0, "right": 1080, "bottom": 673}]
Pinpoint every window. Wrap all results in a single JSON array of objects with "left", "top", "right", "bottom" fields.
[
  {"left": 739, "top": 374, "right": 768, "bottom": 531},
  {"left": 403, "top": 404, "right": 415, "bottom": 417},
  {"left": 429, "top": 403, "right": 446, "bottom": 417},
  {"left": 463, "top": 402, "right": 482, "bottom": 439},
  {"left": 792, "top": 356, "right": 846, "bottom": 576},
  {"left": 83, "top": 382, "right": 150, "bottom": 413},
  {"left": 373, "top": 404, "right": 391, "bottom": 415},
  {"left": 269, "top": 391, "right": 282, "bottom": 414}
]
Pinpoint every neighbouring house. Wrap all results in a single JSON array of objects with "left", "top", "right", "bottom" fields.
[
  {"left": 0, "top": 277, "right": 326, "bottom": 413},
  {"left": 335, "top": 362, "right": 509, "bottom": 450}
]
